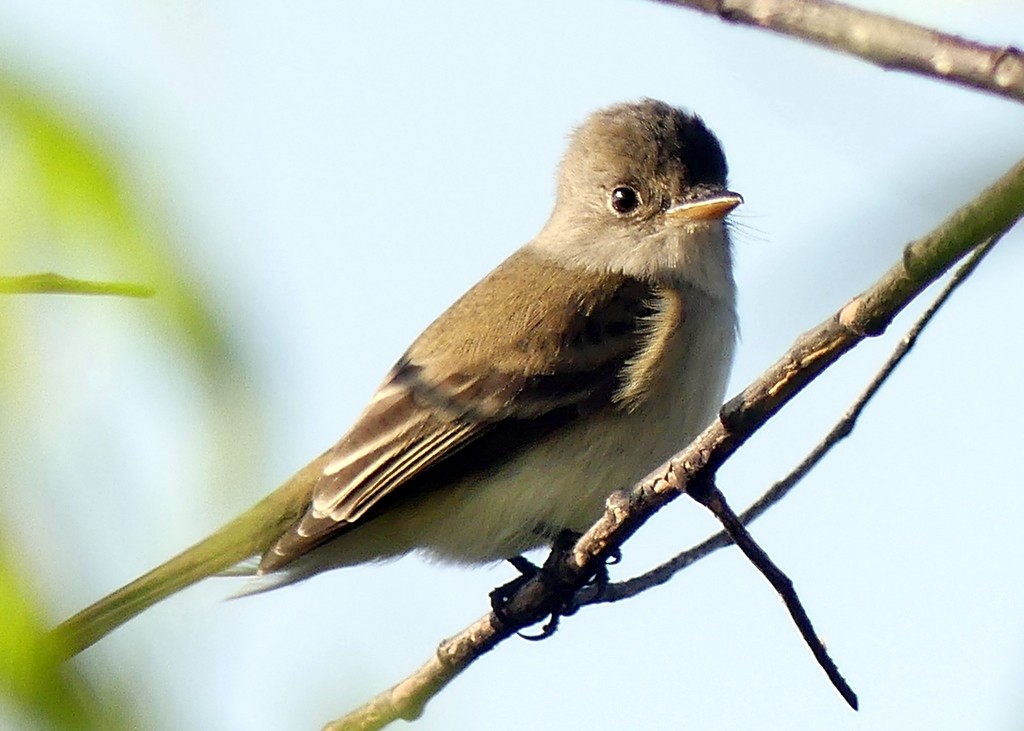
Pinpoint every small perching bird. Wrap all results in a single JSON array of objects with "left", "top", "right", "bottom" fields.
[{"left": 56, "top": 99, "right": 742, "bottom": 655}]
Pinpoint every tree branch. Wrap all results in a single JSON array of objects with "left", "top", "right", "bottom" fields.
[
  {"left": 652, "top": 0, "right": 1024, "bottom": 104},
  {"left": 596, "top": 232, "right": 1001, "bottom": 604},
  {"left": 324, "top": 157, "right": 1024, "bottom": 731},
  {"left": 688, "top": 478, "right": 858, "bottom": 707}
]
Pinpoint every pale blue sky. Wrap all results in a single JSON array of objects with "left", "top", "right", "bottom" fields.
[{"left": 2, "top": 2, "right": 1024, "bottom": 730}]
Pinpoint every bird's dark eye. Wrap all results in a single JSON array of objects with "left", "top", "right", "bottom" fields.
[{"left": 609, "top": 186, "right": 641, "bottom": 215}]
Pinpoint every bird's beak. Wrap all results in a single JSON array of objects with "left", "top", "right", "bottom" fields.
[{"left": 664, "top": 191, "right": 743, "bottom": 222}]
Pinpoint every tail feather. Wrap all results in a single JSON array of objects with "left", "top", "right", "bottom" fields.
[
  {"left": 226, "top": 571, "right": 305, "bottom": 599},
  {"left": 52, "top": 453, "right": 327, "bottom": 659},
  {"left": 217, "top": 556, "right": 261, "bottom": 577}
]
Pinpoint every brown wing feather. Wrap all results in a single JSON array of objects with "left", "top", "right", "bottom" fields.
[{"left": 259, "top": 251, "right": 657, "bottom": 572}]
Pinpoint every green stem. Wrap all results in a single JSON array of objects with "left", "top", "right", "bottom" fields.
[{"left": 0, "top": 273, "right": 154, "bottom": 298}]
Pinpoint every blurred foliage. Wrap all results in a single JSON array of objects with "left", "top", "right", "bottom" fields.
[
  {"left": 0, "top": 71, "right": 235, "bottom": 372},
  {"left": 0, "top": 273, "right": 154, "bottom": 296},
  {"left": 0, "top": 68, "right": 254, "bottom": 728},
  {"left": 0, "top": 544, "right": 132, "bottom": 731}
]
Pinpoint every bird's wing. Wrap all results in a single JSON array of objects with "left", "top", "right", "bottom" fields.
[{"left": 259, "top": 251, "right": 673, "bottom": 571}]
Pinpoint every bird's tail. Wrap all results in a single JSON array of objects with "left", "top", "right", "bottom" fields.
[{"left": 52, "top": 454, "right": 328, "bottom": 660}]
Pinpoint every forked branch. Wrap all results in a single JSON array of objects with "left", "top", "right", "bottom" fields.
[{"left": 325, "top": 157, "right": 1024, "bottom": 731}]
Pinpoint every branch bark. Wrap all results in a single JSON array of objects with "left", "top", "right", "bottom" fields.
[
  {"left": 325, "top": 157, "right": 1024, "bottom": 731},
  {"left": 593, "top": 233, "right": 1001, "bottom": 604},
  {"left": 652, "top": 0, "right": 1024, "bottom": 104}
]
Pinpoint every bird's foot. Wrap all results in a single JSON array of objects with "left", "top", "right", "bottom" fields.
[{"left": 489, "top": 532, "right": 619, "bottom": 640}]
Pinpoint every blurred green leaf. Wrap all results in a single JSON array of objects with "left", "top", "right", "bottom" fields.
[
  {"left": 0, "top": 544, "right": 131, "bottom": 730},
  {"left": 0, "top": 70, "right": 236, "bottom": 375},
  {"left": 0, "top": 66, "right": 263, "bottom": 730}
]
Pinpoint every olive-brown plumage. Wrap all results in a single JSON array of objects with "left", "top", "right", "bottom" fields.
[
  {"left": 56, "top": 100, "right": 743, "bottom": 653},
  {"left": 258, "top": 99, "right": 741, "bottom": 582}
]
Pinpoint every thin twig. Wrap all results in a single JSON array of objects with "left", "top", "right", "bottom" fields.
[
  {"left": 323, "top": 158, "right": 1023, "bottom": 730},
  {"left": 691, "top": 480, "right": 857, "bottom": 708},
  {"left": 652, "top": 0, "right": 1024, "bottom": 104},
  {"left": 0, "top": 273, "right": 154, "bottom": 298},
  {"left": 596, "top": 234, "right": 1003, "bottom": 604},
  {"left": 322, "top": 615, "right": 510, "bottom": 731}
]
